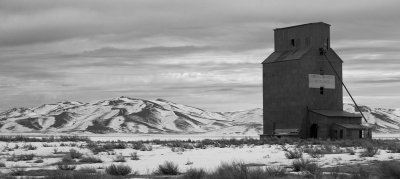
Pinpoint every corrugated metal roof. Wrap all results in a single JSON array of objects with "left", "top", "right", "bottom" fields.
[
  {"left": 310, "top": 110, "right": 362, "bottom": 118},
  {"left": 334, "top": 123, "right": 370, "bottom": 129},
  {"left": 274, "top": 22, "right": 330, "bottom": 31},
  {"left": 262, "top": 48, "right": 309, "bottom": 64}
]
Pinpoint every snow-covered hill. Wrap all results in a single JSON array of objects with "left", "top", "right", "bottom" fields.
[
  {"left": 0, "top": 97, "right": 399, "bottom": 134},
  {"left": 344, "top": 104, "right": 400, "bottom": 133},
  {"left": 0, "top": 97, "right": 262, "bottom": 135}
]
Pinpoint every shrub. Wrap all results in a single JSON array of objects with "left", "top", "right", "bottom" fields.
[
  {"left": 130, "top": 152, "right": 139, "bottom": 160},
  {"left": 114, "top": 142, "right": 127, "bottom": 149},
  {"left": 41, "top": 172, "right": 122, "bottom": 179},
  {"left": 107, "top": 150, "right": 116, "bottom": 155},
  {"left": 321, "top": 144, "right": 336, "bottom": 154},
  {"left": 154, "top": 161, "right": 180, "bottom": 175},
  {"left": 113, "top": 154, "right": 126, "bottom": 162},
  {"left": 53, "top": 148, "right": 59, "bottom": 154},
  {"left": 304, "top": 163, "right": 322, "bottom": 178},
  {"left": 87, "top": 142, "right": 108, "bottom": 154},
  {"left": 59, "top": 135, "right": 90, "bottom": 142},
  {"left": 79, "top": 156, "right": 103, "bottom": 163},
  {"left": 183, "top": 168, "right": 206, "bottom": 179},
  {"left": 360, "top": 145, "right": 379, "bottom": 157},
  {"left": 140, "top": 144, "right": 153, "bottom": 151},
  {"left": 208, "top": 161, "right": 248, "bottom": 179},
  {"left": 10, "top": 168, "right": 25, "bottom": 176},
  {"left": 87, "top": 142, "right": 129, "bottom": 154},
  {"left": 265, "top": 166, "right": 286, "bottom": 177},
  {"left": 61, "top": 155, "right": 75, "bottom": 163},
  {"left": 379, "top": 161, "right": 400, "bottom": 179},
  {"left": 79, "top": 166, "right": 97, "bottom": 173},
  {"left": 69, "top": 149, "right": 83, "bottom": 159},
  {"left": 7, "top": 154, "right": 35, "bottom": 161},
  {"left": 285, "top": 148, "right": 303, "bottom": 159},
  {"left": 387, "top": 142, "right": 400, "bottom": 153},
  {"left": 305, "top": 148, "right": 324, "bottom": 158},
  {"left": 57, "top": 164, "right": 76, "bottom": 170},
  {"left": 200, "top": 139, "right": 215, "bottom": 146},
  {"left": 351, "top": 166, "right": 370, "bottom": 179},
  {"left": 347, "top": 148, "right": 356, "bottom": 155},
  {"left": 34, "top": 159, "right": 44, "bottom": 163},
  {"left": 105, "top": 164, "right": 132, "bottom": 176},
  {"left": 103, "top": 142, "right": 126, "bottom": 150},
  {"left": 183, "top": 143, "right": 194, "bottom": 149},
  {"left": 23, "top": 144, "right": 38, "bottom": 150},
  {"left": 43, "top": 143, "right": 53, "bottom": 147},
  {"left": 132, "top": 141, "right": 144, "bottom": 150},
  {"left": 194, "top": 142, "right": 206, "bottom": 149},
  {"left": 0, "top": 162, "right": 5, "bottom": 167},
  {"left": 292, "top": 158, "right": 313, "bottom": 172},
  {"left": 167, "top": 141, "right": 184, "bottom": 148},
  {"left": 171, "top": 147, "right": 185, "bottom": 152}
]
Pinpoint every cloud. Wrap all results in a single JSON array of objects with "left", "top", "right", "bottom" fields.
[{"left": 0, "top": 0, "right": 400, "bottom": 111}]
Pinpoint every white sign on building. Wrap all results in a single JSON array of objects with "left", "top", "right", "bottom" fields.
[{"left": 308, "top": 74, "right": 335, "bottom": 89}]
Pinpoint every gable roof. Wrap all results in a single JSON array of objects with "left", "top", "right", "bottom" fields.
[
  {"left": 262, "top": 48, "right": 309, "bottom": 64},
  {"left": 309, "top": 110, "right": 361, "bottom": 118},
  {"left": 274, "top": 22, "right": 330, "bottom": 31},
  {"left": 262, "top": 48, "right": 342, "bottom": 64},
  {"left": 334, "top": 123, "right": 370, "bottom": 129}
]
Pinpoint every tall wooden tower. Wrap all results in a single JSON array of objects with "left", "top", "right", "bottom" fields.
[{"left": 260, "top": 22, "right": 371, "bottom": 139}]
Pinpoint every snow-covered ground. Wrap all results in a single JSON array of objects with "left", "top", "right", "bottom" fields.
[{"left": 0, "top": 139, "right": 399, "bottom": 176}]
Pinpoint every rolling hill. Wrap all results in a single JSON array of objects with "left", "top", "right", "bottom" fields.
[{"left": 0, "top": 96, "right": 398, "bottom": 134}]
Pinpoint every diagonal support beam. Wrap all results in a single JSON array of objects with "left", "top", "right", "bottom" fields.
[{"left": 322, "top": 50, "right": 368, "bottom": 123}]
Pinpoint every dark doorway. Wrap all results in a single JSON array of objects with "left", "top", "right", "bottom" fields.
[{"left": 310, "top": 124, "right": 318, "bottom": 138}]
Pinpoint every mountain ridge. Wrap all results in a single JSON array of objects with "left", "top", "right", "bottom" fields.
[{"left": 0, "top": 97, "right": 399, "bottom": 134}]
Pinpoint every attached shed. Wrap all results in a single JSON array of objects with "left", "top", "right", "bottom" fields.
[
  {"left": 332, "top": 123, "right": 371, "bottom": 140},
  {"left": 308, "top": 110, "right": 370, "bottom": 139}
]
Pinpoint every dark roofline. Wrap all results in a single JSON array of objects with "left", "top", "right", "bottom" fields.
[
  {"left": 274, "top": 22, "right": 330, "bottom": 31},
  {"left": 334, "top": 123, "right": 371, "bottom": 129},
  {"left": 309, "top": 109, "right": 362, "bottom": 118}
]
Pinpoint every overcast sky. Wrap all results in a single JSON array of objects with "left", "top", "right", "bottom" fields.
[{"left": 0, "top": 0, "right": 400, "bottom": 112}]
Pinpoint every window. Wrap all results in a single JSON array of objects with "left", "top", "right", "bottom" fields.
[
  {"left": 290, "top": 39, "right": 295, "bottom": 47},
  {"left": 339, "top": 130, "right": 343, "bottom": 139},
  {"left": 319, "top": 48, "right": 325, "bottom": 55},
  {"left": 327, "top": 38, "right": 330, "bottom": 48},
  {"left": 320, "top": 67, "right": 324, "bottom": 75},
  {"left": 320, "top": 87, "right": 324, "bottom": 95}
]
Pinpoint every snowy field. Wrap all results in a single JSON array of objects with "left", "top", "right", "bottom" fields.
[
  {"left": 0, "top": 140, "right": 398, "bottom": 175},
  {"left": 0, "top": 133, "right": 400, "bottom": 178}
]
